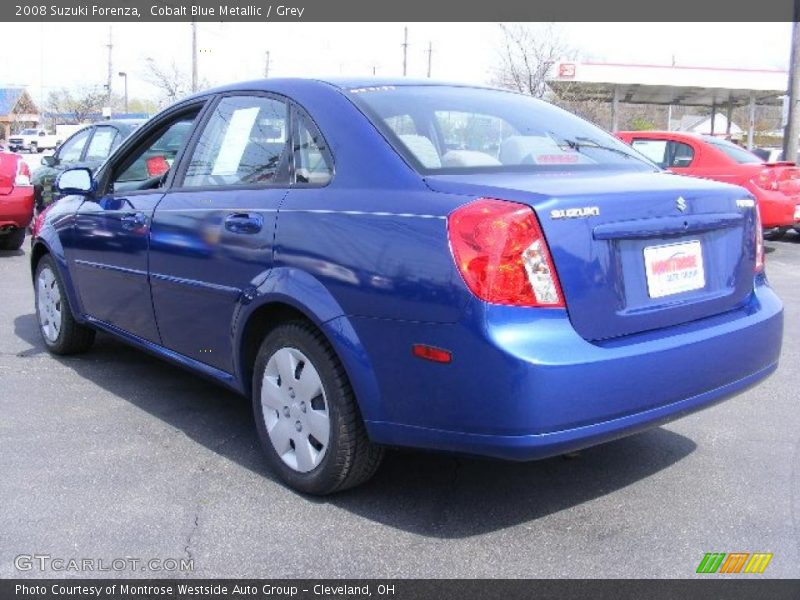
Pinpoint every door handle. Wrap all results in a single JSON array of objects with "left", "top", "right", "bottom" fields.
[
  {"left": 120, "top": 212, "right": 147, "bottom": 230},
  {"left": 224, "top": 213, "right": 263, "bottom": 234}
]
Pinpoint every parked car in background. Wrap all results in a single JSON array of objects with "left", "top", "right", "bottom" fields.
[
  {"left": 32, "top": 80, "right": 783, "bottom": 494},
  {"left": 0, "top": 151, "right": 34, "bottom": 250},
  {"left": 751, "top": 147, "right": 783, "bottom": 163},
  {"left": 617, "top": 131, "right": 800, "bottom": 239},
  {"left": 7, "top": 128, "right": 60, "bottom": 153},
  {"left": 32, "top": 119, "right": 144, "bottom": 212}
]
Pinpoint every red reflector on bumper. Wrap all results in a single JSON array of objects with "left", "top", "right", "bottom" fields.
[{"left": 412, "top": 344, "right": 452, "bottom": 364}]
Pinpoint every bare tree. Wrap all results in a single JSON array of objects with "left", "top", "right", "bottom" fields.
[
  {"left": 142, "top": 57, "right": 189, "bottom": 106},
  {"left": 143, "top": 57, "right": 215, "bottom": 107},
  {"left": 45, "top": 87, "right": 108, "bottom": 124},
  {"left": 492, "top": 23, "right": 575, "bottom": 98}
]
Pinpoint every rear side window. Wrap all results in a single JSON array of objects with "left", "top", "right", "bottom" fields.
[
  {"left": 182, "top": 95, "right": 290, "bottom": 187},
  {"left": 293, "top": 111, "right": 333, "bottom": 186},
  {"left": 671, "top": 141, "right": 694, "bottom": 167}
]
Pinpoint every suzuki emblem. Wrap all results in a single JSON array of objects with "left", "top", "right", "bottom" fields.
[{"left": 676, "top": 196, "right": 688, "bottom": 212}]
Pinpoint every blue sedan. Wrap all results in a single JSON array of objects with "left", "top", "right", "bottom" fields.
[{"left": 31, "top": 79, "right": 783, "bottom": 494}]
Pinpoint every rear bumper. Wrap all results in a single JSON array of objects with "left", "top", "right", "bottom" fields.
[
  {"left": 357, "top": 280, "right": 783, "bottom": 460},
  {"left": 0, "top": 186, "right": 34, "bottom": 230},
  {"left": 755, "top": 189, "right": 800, "bottom": 228}
]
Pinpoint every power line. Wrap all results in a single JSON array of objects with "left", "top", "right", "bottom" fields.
[{"left": 402, "top": 27, "right": 409, "bottom": 76}]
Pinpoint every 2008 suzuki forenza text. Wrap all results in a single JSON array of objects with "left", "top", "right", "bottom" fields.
[{"left": 31, "top": 79, "right": 783, "bottom": 494}]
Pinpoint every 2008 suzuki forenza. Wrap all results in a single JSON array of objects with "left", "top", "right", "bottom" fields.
[{"left": 31, "top": 79, "right": 783, "bottom": 494}]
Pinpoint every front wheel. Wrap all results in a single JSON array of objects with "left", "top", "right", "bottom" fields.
[
  {"left": 252, "top": 321, "right": 383, "bottom": 495},
  {"left": 29, "top": 142, "right": 38, "bottom": 154},
  {"left": 34, "top": 255, "right": 95, "bottom": 354}
]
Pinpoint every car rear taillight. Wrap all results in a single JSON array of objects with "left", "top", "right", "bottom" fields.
[
  {"left": 447, "top": 198, "right": 564, "bottom": 307},
  {"left": 31, "top": 204, "right": 51, "bottom": 239},
  {"left": 14, "top": 159, "right": 30, "bottom": 187},
  {"left": 754, "top": 207, "right": 765, "bottom": 273}
]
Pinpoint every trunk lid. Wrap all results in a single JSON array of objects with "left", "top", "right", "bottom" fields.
[{"left": 426, "top": 170, "right": 757, "bottom": 341}]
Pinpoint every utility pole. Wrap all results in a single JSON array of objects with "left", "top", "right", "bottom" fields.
[
  {"left": 785, "top": 3, "right": 800, "bottom": 161},
  {"left": 118, "top": 72, "right": 128, "bottom": 114},
  {"left": 402, "top": 27, "right": 409, "bottom": 76},
  {"left": 264, "top": 51, "right": 271, "bottom": 78},
  {"left": 191, "top": 20, "right": 198, "bottom": 93},
  {"left": 105, "top": 26, "right": 113, "bottom": 106},
  {"left": 426, "top": 41, "right": 433, "bottom": 78}
]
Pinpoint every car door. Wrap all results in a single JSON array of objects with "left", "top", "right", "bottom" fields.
[
  {"left": 66, "top": 102, "right": 208, "bottom": 342},
  {"left": 37, "top": 127, "right": 94, "bottom": 208},
  {"left": 147, "top": 93, "right": 291, "bottom": 372}
]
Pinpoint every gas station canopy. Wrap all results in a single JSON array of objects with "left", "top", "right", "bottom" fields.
[{"left": 546, "top": 61, "right": 789, "bottom": 147}]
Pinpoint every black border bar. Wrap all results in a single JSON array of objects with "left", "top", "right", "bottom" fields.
[
  {"left": 3, "top": 0, "right": 797, "bottom": 22},
  {"left": 2, "top": 580, "right": 800, "bottom": 600}
]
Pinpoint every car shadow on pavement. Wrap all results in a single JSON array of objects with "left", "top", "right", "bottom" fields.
[
  {"left": 0, "top": 249, "right": 25, "bottom": 258},
  {"left": 14, "top": 312, "right": 697, "bottom": 539}
]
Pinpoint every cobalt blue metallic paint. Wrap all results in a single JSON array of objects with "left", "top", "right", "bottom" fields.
[{"left": 31, "top": 78, "right": 783, "bottom": 463}]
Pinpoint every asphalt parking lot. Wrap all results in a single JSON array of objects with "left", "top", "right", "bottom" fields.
[{"left": 0, "top": 233, "right": 798, "bottom": 579}]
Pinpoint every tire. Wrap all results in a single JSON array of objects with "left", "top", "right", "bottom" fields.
[
  {"left": 34, "top": 254, "right": 95, "bottom": 355},
  {"left": 252, "top": 321, "right": 383, "bottom": 495},
  {"left": 29, "top": 142, "right": 37, "bottom": 154},
  {"left": 0, "top": 228, "right": 25, "bottom": 250},
  {"left": 764, "top": 229, "right": 786, "bottom": 241}
]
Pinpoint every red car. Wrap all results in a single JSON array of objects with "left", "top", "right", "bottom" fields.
[
  {"left": 617, "top": 131, "right": 800, "bottom": 239},
  {"left": 0, "top": 151, "right": 34, "bottom": 250}
]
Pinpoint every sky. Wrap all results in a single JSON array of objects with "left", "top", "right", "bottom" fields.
[{"left": 0, "top": 22, "right": 793, "bottom": 104}]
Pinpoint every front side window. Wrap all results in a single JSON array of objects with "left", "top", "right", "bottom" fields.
[
  {"left": 113, "top": 112, "right": 199, "bottom": 191},
  {"left": 631, "top": 139, "right": 669, "bottom": 168},
  {"left": 84, "top": 127, "right": 118, "bottom": 162},
  {"left": 293, "top": 111, "right": 332, "bottom": 185},
  {"left": 57, "top": 128, "right": 92, "bottom": 163},
  {"left": 350, "top": 85, "right": 655, "bottom": 173},
  {"left": 182, "top": 96, "right": 289, "bottom": 187}
]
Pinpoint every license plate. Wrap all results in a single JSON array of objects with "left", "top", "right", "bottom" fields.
[{"left": 643, "top": 240, "right": 705, "bottom": 299}]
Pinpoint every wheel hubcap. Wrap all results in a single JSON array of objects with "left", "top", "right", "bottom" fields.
[
  {"left": 36, "top": 266, "right": 62, "bottom": 343},
  {"left": 261, "top": 347, "right": 330, "bottom": 473}
]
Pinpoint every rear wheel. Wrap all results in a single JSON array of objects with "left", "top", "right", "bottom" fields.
[
  {"left": 29, "top": 142, "right": 38, "bottom": 154},
  {"left": 34, "top": 254, "right": 95, "bottom": 354},
  {"left": 252, "top": 321, "right": 383, "bottom": 494},
  {"left": 764, "top": 229, "right": 786, "bottom": 241},
  {"left": 0, "top": 229, "right": 25, "bottom": 250}
]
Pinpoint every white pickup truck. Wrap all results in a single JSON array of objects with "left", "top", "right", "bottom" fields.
[{"left": 7, "top": 128, "right": 61, "bottom": 153}]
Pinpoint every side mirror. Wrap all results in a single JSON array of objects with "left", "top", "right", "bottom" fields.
[
  {"left": 41, "top": 155, "right": 57, "bottom": 167},
  {"left": 56, "top": 168, "right": 94, "bottom": 196}
]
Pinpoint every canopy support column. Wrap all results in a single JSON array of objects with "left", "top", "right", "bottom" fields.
[
  {"left": 710, "top": 100, "right": 717, "bottom": 135},
  {"left": 725, "top": 101, "right": 733, "bottom": 136},
  {"left": 747, "top": 93, "right": 756, "bottom": 150}
]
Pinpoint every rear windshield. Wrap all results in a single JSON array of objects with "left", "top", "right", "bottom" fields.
[
  {"left": 705, "top": 137, "right": 763, "bottom": 164},
  {"left": 348, "top": 85, "right": 656, "bottom": 174},
  {"left": 20, "top": 129, "right": 38, "bottom": 135}
]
